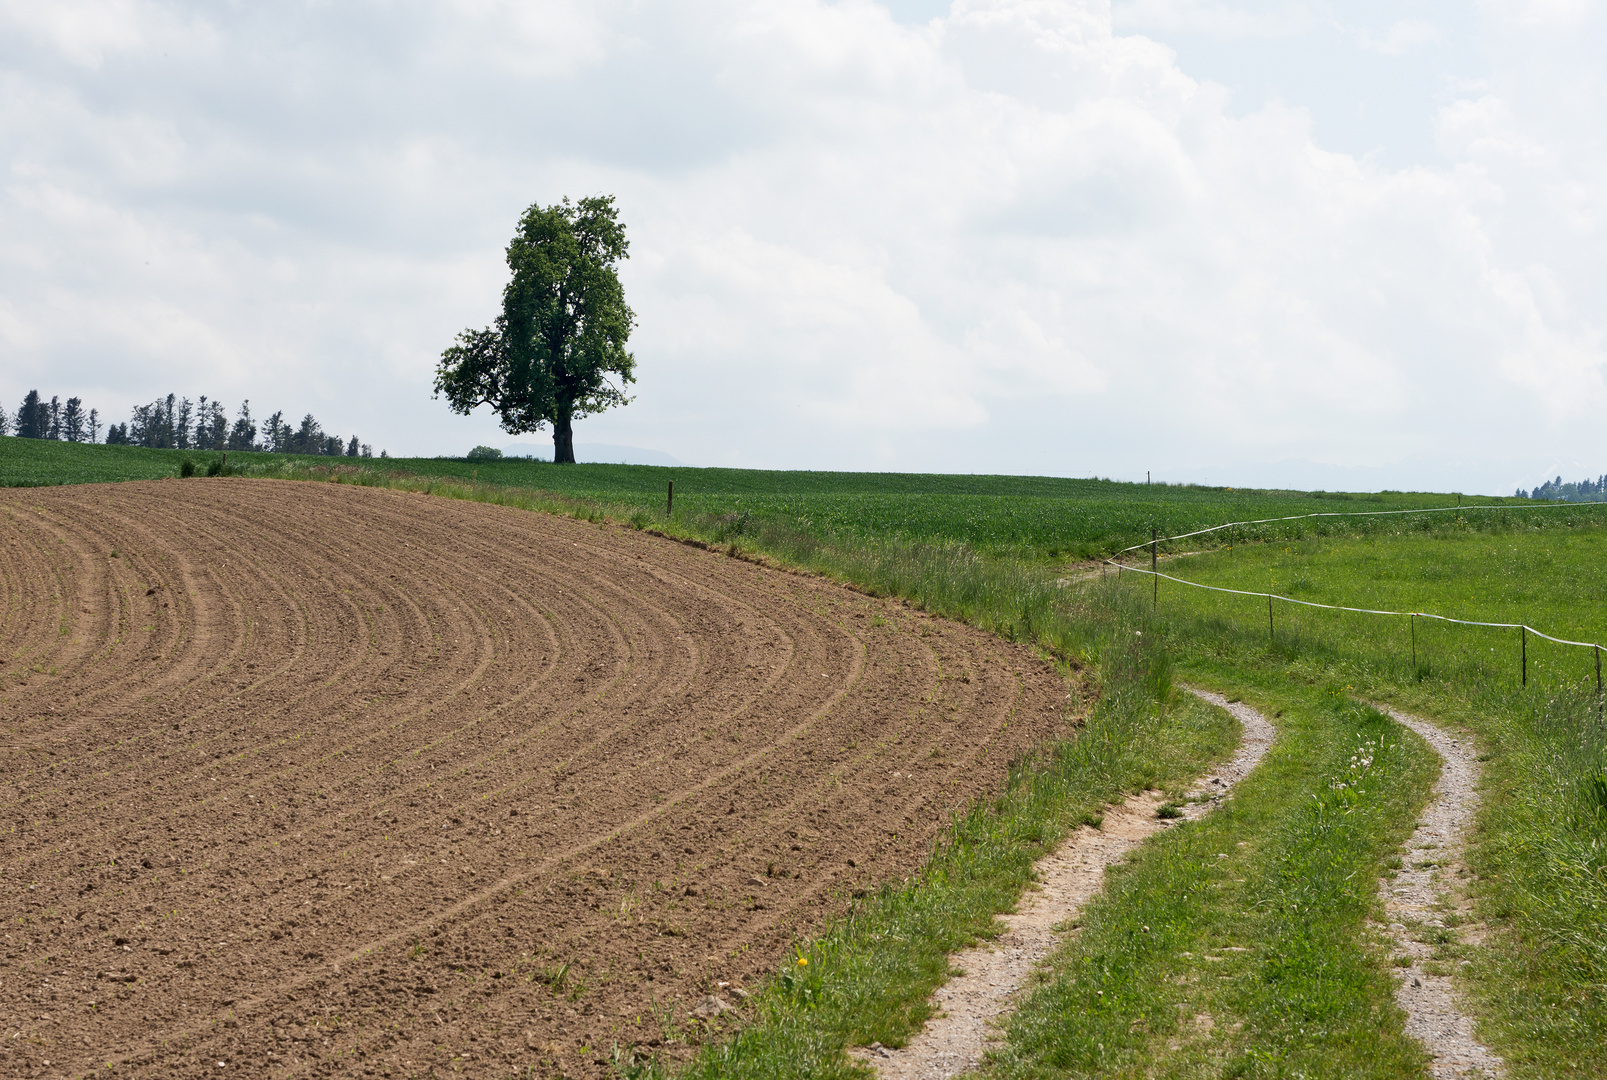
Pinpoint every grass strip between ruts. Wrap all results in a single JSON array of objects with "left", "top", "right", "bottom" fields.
[{"left": 983, "top": 669, "right": 1438, "bottom": 1080}]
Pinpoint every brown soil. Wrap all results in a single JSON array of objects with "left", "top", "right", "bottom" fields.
[{"left": 0, "top": 479, "right": 1075, "bottom": 1079}]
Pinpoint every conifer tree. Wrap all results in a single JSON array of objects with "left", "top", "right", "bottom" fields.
[
  {"left": 175, "top": 397, "right": 193, "bottom": 450},
  {"left": 228, "top": 400, "right": 257, "bottom": 451},
  {"left": 15, "top": 391, "right": 42, "bottom": 438},
  {"left": 62, "top": 397, "right": 85, "bottom": 442}
]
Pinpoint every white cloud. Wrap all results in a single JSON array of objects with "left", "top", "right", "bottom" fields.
[
  {"left": 1359, "top": 18, "right": 1441, "bottom": 55},
  {"left": 1110, "top": 0, "right": 1316, "bottom": 39},
  {"left": 0, "top": 0, "right": 1602, "bottom": 491},
  {"left": 1, "top": 0, "right": 152, "bottom": 68}
]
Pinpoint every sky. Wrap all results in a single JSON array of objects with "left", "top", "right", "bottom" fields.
[{"left": 2, "top": 0, "right": 1603, "bottom": 494}]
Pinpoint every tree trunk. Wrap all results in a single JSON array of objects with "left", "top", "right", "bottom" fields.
[{"left": 553, "top": 410, "right": 575, "bottom": 464}]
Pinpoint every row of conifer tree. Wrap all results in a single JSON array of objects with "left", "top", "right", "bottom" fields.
[
  {"left": 1515, "top": 475, "right": 1607, "bottom": 502},
  {"left": 4, "top": 390, "right": 383, "bottom": 458}
]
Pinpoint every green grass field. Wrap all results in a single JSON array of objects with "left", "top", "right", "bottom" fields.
[
  {"left": 0, "top": 435, "right": 1547, "bottom": 560},
  {"left": 1121, "top": 530, "right": 1607, "bottom": 1078},
  {"left": 6, "top": 434, "right": 1606, "bottom": 1076}
]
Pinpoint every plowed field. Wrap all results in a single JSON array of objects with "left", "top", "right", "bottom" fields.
[{"left": 0, "top": 480, "right": 1073, "bottom": 1078}]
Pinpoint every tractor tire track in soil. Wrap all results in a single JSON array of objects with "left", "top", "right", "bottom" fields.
[
  {"left": 0, "top": 480, "right": 1074, "bottom": 1079},
  {"left": 1376, "top": 706, "right": 1504, "bottom": 1079},
  {"left": 856, "top": 687, "right": 1275, "bottom": 1078}
]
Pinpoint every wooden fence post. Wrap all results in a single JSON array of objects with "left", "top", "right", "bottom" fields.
[{"left": 667, "top": 480, "right": 674, "bottom": 516}]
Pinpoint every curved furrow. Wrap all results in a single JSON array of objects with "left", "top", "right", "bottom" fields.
[
  {"left": 5, "top": 494, "right": 225, "bottom": 727},
  {"left": 127, "top": 534, "right": 856, "bottom": 1028},
  {"left": 0, "top": 505, "right": 107, "bottom": 709},
  {"left": 7, "top": 488, "right": 697, "bottom": 964},
  {"left": 81, "top": 527, "right": 867, "bottom": 1060},
  {"left": 283, "top": 603, "right": 1062, "bottom": 1077},
  {"left": 156, "top": 585, "right": 1033, "bottom": 1068},
  {"left": 0, "top": 481, "right": 1073, "bottom": 1080},
  {"left": 0, "top": 494, "right": 377, "bottom": 856},
  {"left": 0, "top": 491, "right": 316, "bottom": 770},
  {"left": 0, "top": 482, "right": 594, "bottom": 842}
]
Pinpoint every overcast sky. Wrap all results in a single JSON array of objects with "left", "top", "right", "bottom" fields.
[{"left": 3, "top": 1, "right": 1603, "bottom": 493}]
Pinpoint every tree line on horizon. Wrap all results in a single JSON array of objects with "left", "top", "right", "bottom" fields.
[
  {"left": 3, "top": 390, "right": 384, "bottom": 458},
  {"left": 1515, "top": 475, "right": 1607, "bottom": 502}
]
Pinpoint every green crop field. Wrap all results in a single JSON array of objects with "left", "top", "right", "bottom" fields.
[
  {"left": 0, "top": 435, "right": 1548, "bottom": 559},
  {"left": 0, "top": 435, "right": 307, "bottom": 487}
]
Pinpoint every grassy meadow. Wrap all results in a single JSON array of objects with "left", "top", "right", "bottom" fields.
[
  {"left": 1117, "top": 528, "right": 1607, "bottom": 1078},
  {"left": 6, "top": 434, "right": 1607, "bottom": 1076}
]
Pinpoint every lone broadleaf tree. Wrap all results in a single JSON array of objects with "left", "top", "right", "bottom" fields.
[{"left": 434, "top": 195, "right": 636, "bottom": 464}]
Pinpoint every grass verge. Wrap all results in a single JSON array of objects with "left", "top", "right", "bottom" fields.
[{"left": 985, "top": 670, "right": 1437, "bottom": 1079}]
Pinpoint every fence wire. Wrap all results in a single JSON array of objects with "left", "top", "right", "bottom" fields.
[{"left": 1103, "top": 500, "right": 1607, "bottom": 654}]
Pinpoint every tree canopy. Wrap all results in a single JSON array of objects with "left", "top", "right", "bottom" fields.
[{"left": 433, "top": 195, "right": 636, "bottom": 464}]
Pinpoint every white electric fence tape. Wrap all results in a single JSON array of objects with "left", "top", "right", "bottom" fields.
[{"left": 1105, "top": 501, "right": 1607, "bottom": 652}]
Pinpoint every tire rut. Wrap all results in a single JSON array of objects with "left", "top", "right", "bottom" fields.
[
  {"left": 1376, "top": 705, "right": 1504, "bottom": 1079},
  {"left": 857, "top": 686, "right": 1275, "bottom": 1079}
]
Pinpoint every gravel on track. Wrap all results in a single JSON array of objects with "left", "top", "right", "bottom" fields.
[
  {"left": 856, "top": 687, "right": 1275, "bottom": 1078},
  {"left": 1377, "top": 706, "right": 1504, "bottom": 1079},
  {"left": 0, "top": 479, "right": 1074, "bottom": 1079}
]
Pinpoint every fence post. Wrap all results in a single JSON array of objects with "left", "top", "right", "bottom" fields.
[
  {"left": 1411, "top": 615, "right": 1416, "bottom": 670},
  {"left": 1151, "top": 528, "right": 1158, "bottom": 610},
  {"left": 1268, "top": 594, "right": 1274, "bottom": 644},
  {"left": 1520, "top": 626, "right": 1526, "bottom": 687},
  {"left": 667, "top": 479, "right": 674, "bottom": 516},
  {"left": 1596, "top": 645, "right": 1602, "bottom": 714}
]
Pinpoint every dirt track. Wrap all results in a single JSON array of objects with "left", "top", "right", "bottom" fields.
[{"left": 0, "top": 479, "right": 1074, "bottom": 1078}]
